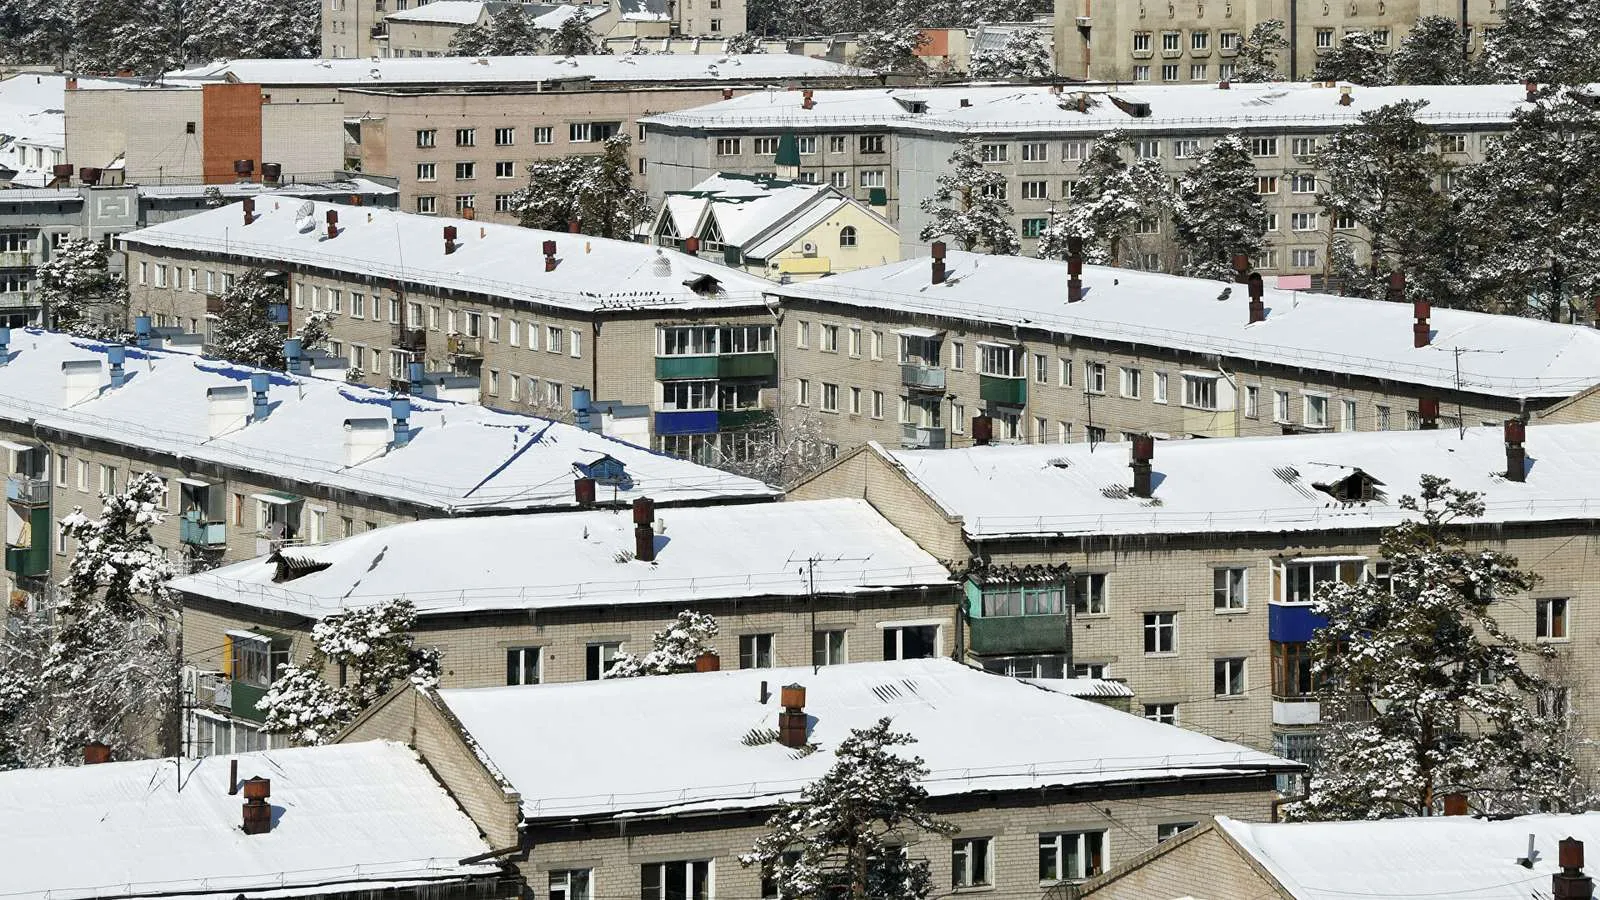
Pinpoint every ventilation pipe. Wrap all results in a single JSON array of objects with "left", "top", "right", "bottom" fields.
[
  {"left": 242, "top": 198, "right": 256, "bottom": 225},
  {"left": 408, "top": 361, "right": 425, "bottom": 388},
  {"left": 0, "top": 327, "right": 10, "bottom": 364},
  {"left": 229, "top": 759, "right": 239, "bottom": 795},
  {"left": 684, "top": 236, "right": 700, "bottom": 256},
  {"left": 1525, "top": 79, "right": 1539, "bottom": 103},
  {"left": 1067, "top": 235, "right": 1085, "bottom": 303},
  {"left": 694, "top": 652, "right": 720, "bottom": 672},
  {"left": 462, "top": 206, "right": 476, "bottom": 221},
  {"left": 444, "top": 225, "right": 458, "bottom": 255},
  {"left": 971, "top": 414, "right": 993, "bottom": 446},
  {"left": 248, "top": 373, "right": 270, "bottom": 422},
  {"left": 722, "top": 87, "right": 734, "bottom": 100},
  {"left": 575, "top": 476, "right": 597, "bottom": 507},
  {"left": 1248, "top": 273, "right": 1266, "bottom": 324},
  {"left": 1419, "top": 397, "right": 1440, "bottom": 430},
  {"left": 1232, "top": 254, "right": 1251, "bottom": 283},
  {"left": 283, "top": 338, "right": 302, "bottom": 374},
  {"left": 134, "top": 316, "right": 152, "bottom": 349},
  {"left": 62, "top": 359, "right": 104, "bottom": 406},
  {"left": 1130, "top": 434, "right": 1155, "bottom": 498},
  {"left": 801, "top": 89, "right": 815, "bottom": 110},
  {"left": 390, "top": 398, "right": 413, "bottom": 448},
  {"left": 1442, "top": 793, "right": 1468, "bottom": 816},
  {"left": 1413, "top": 299, "right": 1432, "bottom": 348},
  {"left": 1505, "top": 418, "right": 1527, "bottom": 482},
  {"left": 107, "top": 345, "right": 128, "bottom": 389},
  {"left": 931, "top": 240, "right": 947, "bottom": 285},
  {"left": 573, "top": 388, "right": 594, "bottom": 431},
  {"left": 567, "top": 219, "right": 581, "bottom": 234},
  {"left": 777, "top": 683, "right": 807, "bottom": 747},
  {"left": 1555, "top": 839, "right": 1593, "bottom": 900},
  {"left": 207, "top": 385, "right": 251, "bottom": 437},
  {"left": 543, "top": 239, "right": 558, "bottom": 272},
  {"left": 324, "top": 209, "right": 339, "bottom": 239},
  {"left": 1219, "top": 79, "right": 1231, "bottom": 90},
  {"left": 241, "top": 777, "right": 272, "bottom": 835},
  {"left": 83, "top": 742, "right": 111, "bottom": 765},
  {"left": 1387, "top": 270, "right": 1406, "bottom": 302},
  {"left": 233, "top": 159, "right": 255, "bottom": 178},
  {"left": 262, "top": 162, "right": 282, "bottom": 184},
  {"left": 633, "top": 497, "right": 657, "bottom": 562}
]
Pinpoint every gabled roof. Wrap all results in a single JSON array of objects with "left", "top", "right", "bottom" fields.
[
  {"left": 663, "top": 173, "right": 890, "bottom": 259},
  {"left": 0, "top": 741, "right": 498, "bottom": 900},
  {"left": 0, "top": 330, "right": 774, "bottom": 513},
  {"left": 433, "top": 658, "right": 1296, "bottom": 822},
  {"left": 170, "top": 498, "right": 949, "bottom": 618},
  {"left": 772, "top": 251, "right": 1600, "bottom": 399},
  {"left": 871, "top": 422, "right": 1600, "bottom": 540},
  {"left": 385, "top": 0, "right": 489, "bottom": 23}
]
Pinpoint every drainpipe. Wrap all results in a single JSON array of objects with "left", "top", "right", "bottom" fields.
[{"left": 1288, "top": 0, "right": 1300, "bottom": 81}]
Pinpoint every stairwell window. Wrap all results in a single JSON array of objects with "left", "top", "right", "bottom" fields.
[
  {"left": 951, "top": 837, "right": 992, "bottom": 888},
  {"left": 1073, "top": 572, "right": 1107, "bottom": 615},
  {"left": 1215, "top": 657, "right": 1247, "bottom": 696},
  {"left": 812, "top": 629, "right": 846, "bottom": 665},
  {"left": 641, "top": 861, "right": 711, "bottom": 900},
  {"left": 739, "top": 633, "right": 775, "bottom": 668},
  {"left": 1537, "top": 598, "right": 1569, "bottom": 641},
  {"left": 1039, "top": 831, "right": 1107, "bottom": 882},
  {"left": 505, "top": 647, "right": 540, "bottom": 685},
  {"left": 550, "top": 869, "right": 591, "bottom": 900},
  {"left": 1214, "top": 567, "right": 1248, "bottom": 610},
  {"left": 1144, "top": 612, "right": 1177, "bottom": 654}
]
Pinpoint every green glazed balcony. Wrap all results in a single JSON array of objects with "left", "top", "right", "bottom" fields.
[
  {"left": 979, "top": 375, "right": 1027, "bottom": 406},
  {"left": 968, "top": 614, "right": 1069, "bottom": 655}
]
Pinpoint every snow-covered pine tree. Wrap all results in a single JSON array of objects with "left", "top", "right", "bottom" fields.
[
  {"left": 742, "top": 718, "right": 956, "bottom": 900},
  {"left": 854, "top": 26, "right": 930, "bottom": 77},
  {"left": 1038, "top": 130, "right": 1171, "bottom": 266},
  {"left": 210, "top": 269, "right": 287, "bottom": 368},
  {"left": 724, "top": 32, "right": 766, "bottom": 53},
  {"left": 1389, "top": 15, "right": 1473, "bottom": 85},
  {"left": 1287, "top": 475, "right": 1588, "bottom": 821},
  {"left": 0, "top": 604, "right": 50, "bottom": 769},
  {"left": 512, "top": 156, "right": 591, "bottom": 232},
  {"left": 1170, "top": 133, "right": 1268, "bottom": 281},
  {"left": 37, "top": 236, "right": 129, "bottom": 340},
  {"left": 577, "top": 135, "right": 652, "bottom": 240},
  {"left": 605, "top": 610, "right": 720, "bottom": 678},
  {"left": 918, "top": 138, "right": 1020, "bottom": 255},
  {"left": 548, "top": 15, "right": 602, "bottom": 56},
  {"left": 1484, "top": 0, "right": 1600, "bottom": 85},
  {"left": 1233, "top": 19, "right": 1287, "bottom": 82},
  {"left": 449, "top": 3, "right": 546, "bottom": 56},
  {"left": 967, "top": 29, "right": 1051, "bottom": 80},
  {"left": 1310, "top": 30, "right": 1391, "bottom": 84},
  {"left": 296, "top": 310, "right": 332, "bottom": 353},
  {"left": 258, "top": 599, "right": 442, "bottom": 745}
]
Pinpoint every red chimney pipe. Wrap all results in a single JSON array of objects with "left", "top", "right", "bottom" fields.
[
  {"left": 1442, "top": 793, "right": 1468, "bottom": 816},
  {"left": 1219, "top": 79, "right": 1231, "bottom": 90},
  {"left": 971, "top": 414, "right": 993, "bottom": 446},
  {"left": 1232, "top": 254, "right": 1251, "bottom": 284},
  {"left": 1130, "top": 434, "right": 1155, "bottom": 498},
  {"left": 1387, "top": 271, "right": 1407, "bottom": 302},
  {"left": 83, "top": 742, "right": 111, "bottom": 765},
  {"left": 1505, "top": 418, "right": 1527, "bottom": 482},
  {"left": 694, "top": 651, "right": 720, "bottom": 672},
  {"left": 325, "top": 209, "right": 339, "bottom": 239},
  {"left": 443, "top": 225, "right": 458, "bottom": 255},
  {"left": 777, "top": 683, "right": 807, "bottom": 748},
  {"left": 801, "top": 89, "right": 815, "bottom": 110},
  {"left": 1555, "top": 838, "right": 1593, "bottom": 900},
  {"left": 241, "top": 777, "right": 272, "bottom": 835},
  {"left": 633, "top": 496, "right": 655, "bottom": 527},
  {"left": 543, "top": 238, "right": 558, "bottom": 272},
  {"left": 684, "top": 236, "right": 701, "bottom": 256},
  {"left": 634, "top": 523, "right": 656, "bottom": 562},
  {"left": 1414, "top": 299, "right": 1432, "bottom": 347},
  {"left": 722, "top": 87, "right": 734, "bottom": 100},
  {"left": 242, "top": 197, "right": 256, "bottom": 226},
  {"left": 1525, "top": 79, "right": 1540, "bottom": 103},
  {"left": 350, "top": 194, "right": 362, "bottom": 206},
  {"left": 931, "top": 240, "right": 947, "bottom": 285},
  {"left": 1419, "top": 398, "right": 1440, "bottom": 429},
  {"left": 567, "top": 218, "right": 581, "bottom": 234},
  {"left": 575, "top": 476, "right": 596, "bottom": 506},
  {"left": 1067, "top": 235, "right": 1084, "bottom": 303},
  {"left": 1248, "top": 273, "right": 1266, "bottom": 324}
]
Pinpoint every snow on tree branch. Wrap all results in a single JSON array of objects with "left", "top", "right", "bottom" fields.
[{"left": 606, "top": 610, "right": 719, "bottom": 678}]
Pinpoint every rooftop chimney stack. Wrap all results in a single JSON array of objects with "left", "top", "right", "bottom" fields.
[
  {"left": 694, "top": 651, "right": 720, "bottom": 672},
  {"left": 633, "top": 497, "right": 657, "bottom": 562},
  {"left": 462, "top": 206, "right": 476, "bottom": 221},
  {"left": 228, "top": 759, "right": 239, "bottom": 795},
  {"left": 262, "top": 162, "right": 282, "bottom": 184},
  {"left": 233, "top": 159, "right": 255, "bottom": 178},
  {"left": 722, "top": 87, "right": 734, "bottom": 100},
  {"left": 325, "top": 209, "right": 339, "bottom": 239},
  {"left": 250, "top": 372, "right": 270, "bottom": 422},
  {"left": 107, "top": 345, "right": 128, "bottom": 388},
  {"left": 1413, "top": 299, "right": 1432, "bottom": 348},
  {"left": 777, "top": 683, "right": 807, "bottom": 748},
  {"left": 242, "top": 197, "right": 256, "bottom": 225},
  {"left": 443, "top": 225, "right": 458, "bottom": 255},
  {"left": 1504, "top": 418, "right": 1527, "bottom": 482},
  {"left": 390, "top": 397, "right": 413, "bottom": 448},
  {"left": 1232, "top": 254, "right": 1251, "bottom": 284},
  {"left": 1442, "top": 793, "right": 1469, "bottom": 816},
  {"left": 1555, "top": 838, "right": 1593, "bottom": 900},
  {"left": 931, "top": 240, "right": 947, "bottom": 285},
  {"left": 1387, "top": 270, "right": 1407, "bottom": 302},
  {"left": 62, "top": 359, "right": 104, "bottom": 406},
  {"left": 802, "top": 89, "right": 815, "bottom": 110},
  {"left": 83, "top": 742, "right": 110, "bottom": 765},
  {"left": 134, "top": 316, "right": 152, "bottom": 350},
  {"left": 1248, "top": 273, "right": 1266, "bottom": 324},
  {"left": 0, "top": 327, "right": 9, "bottom": 364},
  {"left": 1219, "top": 79, "right": 1231, "bottom": 90},
  {"left": 567, "top": 218, "right": 581, "bottom": 234},
  {"left": 1338, "top": 85, "right": 1353, "bottom": 106},
  {"left": 283, "top": 337, "right": 303, "bottom": 374},
  {"left": 971, "top": 414, "right": 993, "bottom": 447},
  {"left": 1526, "top": 79, "right": 1540, "bottom": 103},
  {"left": 1419, "top": 397, "right": 1440, "bottom": 430},
  {"left": 575, "top": 476, "right": 596, "bottom": 507},
  {"left": 241, "top": 777, "right": 272, "bottom": 835},
  {"left": 206, "top": 384, "right": 251, "bottom": 437},
  {"left": 1067, "top": 235, "right": 1084, "bottom": 303},
  {"left": 544, "top": 239, "right": 558, "bottom": 272},
  {"left": 684, "top": 236, "right": 700, "bottom": 256},
  {"left": 1130, "top": 434, "right": 1155, "bottom": 498},
  {"left": 343, "top": 417, "right": 390, "bottom": 466}
]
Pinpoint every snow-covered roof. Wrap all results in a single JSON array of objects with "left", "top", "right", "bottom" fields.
[
  {"left": 436, "top": 658, "right": 1296, "bottom": 821},
  {"left": 644, "top": 81, "right": 1539, "bottom": 134},
  {"left": 662, "top": 173, "right": 888, "bottom": 258},
  {"left": 0, "top": 741, "right": 499, "bottom": 900},
  {"left": 1213, "top": 813, "right": 1600, "bottom": 900},
  {"left": 0, "top": 329, "right": 774, "bottom": 512},
  {"left": 529, "top": 3, "right": 608, "bottom": 29},
  {"left": 0, "top": 72, "right": 127, "bottom": 187},
  {"left": 121, "top": 200, "right": 775, "bottom": 313},
  {"left": 774, "top": 251, "right": 1600, "bottom": 399},
  {"left": 170, "top": 498, "right": 949, "bottom": 618},
  {"left": 385, "top": 0, "right": 489, "bottom": 24},
  {"left": 874, "top": 422, "right": 1600, "bottom": 540},
  {"left": 158, "top": 54, "right": 868, "bottom": 88},
  {"left": 133, "top": 177, "right": 400, "bottom": 200}
]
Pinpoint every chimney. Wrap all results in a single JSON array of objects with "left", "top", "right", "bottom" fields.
[
  {"left": 959, "top": 97, "right": 970, "bottom": 107},
  {"left": 350, "top": 194, "right": 362, "bottom": 206},
  {"left": 66, "top": 76, "right": 77, "bottom": 90},
  {"left": 207, "top": 385, "right": 251, "bottom": 437},
  {"left": 390, "top": 398, "right": 413, "bottom": 448},
  {"left": 462, "top": 205, "right": 476, "bottom": 221},
  {"left": 722, "top": 87, "right": 734, "bottom": 100},
  {"left": 1442, "top": 793, "right": 1469, "bottom": 816},
  {"left": 325, "top": 209, "right": 339, "bottom": 239},
  {"left": 1419, "top": 397, "right": 1440, "bottom": 430},
  {"left": 78, "top": 167, "right": 101, "bottom": 186},
  {"left": 543, "top": 239, "right": 558, "bottom": 272},
  {"left": 633, "top": 497, "right": 657, "bottom": 562},
  {"left": 247, "top": 372, "right": 270, "bottom": 422},
  {"left": 228, "top": 759, "right": 239, "bottom": 795},
  {"left": 83, "top": 742, "right": 111, "bottom": 765},
  {"left": 0, "top": 327, "right": 9, "bottom": 363},
  {"left": 261, "top": 162, "right": 282, "bottom": 184},
  {"left": 1525, "top": 79, "right": 1540, "bottom": 103},
  {"left": 444, "top": 225, "right": 458, "bottom": 255},
  {"left": 573, "top": 388, "right": 595, "bottom": 432},
  {"left": 241, "top": 777, "right": 272, "bottom": 835},
  {"left": 971, "top": 414, "right": 993, "bottom": 446},
  {"left": 61, "top": 359, "right": 104, "bottom": 406},
  {"left": 1505, "top": 418, "right": 1527, "bottom": 482},
  {"left": 107, "top": 345, "right": 128, "bottom": 388},
  {"left": 344, "top": 418, "right": 390, "bottom": 466},
  {"left": 134, "top": 316, "right": 151, "bottom": 350},
  {"left": 684, "top": 236, "right": 701, "bottom": 256},
  {"left": 283, "top": 337, "right": 303, "bottom": 374},
  {"left": 1248, "top": 273, "right": 1266, "bottom": 324},
  {"left": 802, "top": 89, "right": 815, "bottom": 110},
  {"left": 1219, "top": 79, "right": 1231, "bottom": 90},
  {"left": 1413, "top": 299, "right": 1431, "bottom": 348},
  {"left": 408, "top": 361, "right": 425, "bottom": 390},
  {"left": 1338, "top": 85, "right": 1353, "bottom": 106},
  {"left": 233, "top": 159, "right": 255, "bottom": 178},
  {"left": 242, "top": 197, "right": 256, "bottom": 225},
  {"left": 1232, "top": 254, "right": 1251, "bottom": 283},
  {"left": 575, "top": 476, "right": 596, "bottom": 507},
  {"left": 1130, "top": 434, "right": 1155, "bottom": 498},
  {"left": 1556, "top": 839, "right": 1593, "bottom": 900},
  {"left": 777, "top": 683, "right": 807, "bottom": 748},
  {"left": 567, "top": 218, "right": 581, "bottom": 234},
  {"left": 50, "top": 162, "right": 72, "bottom": 187},
  {"left": 931, "top": 240, "right": 947, "bottom": 284},
  {"left": 1387, "top": 270, "right": 1407, "bottom": 302},
  {"left": 1067, "top": 235, "right": 1084, "bottom": 303},
  {"left": 694, "top": 651, "right": 720, "bottom": 672}
]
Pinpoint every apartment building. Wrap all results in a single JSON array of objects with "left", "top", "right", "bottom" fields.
[
  {"left": 1, "top": 328, "right": 774, "bottom": 617},
  {"left": 167, "top": 497, "right": 952, "bottom": 751},
  {"left": 343, "top": 659, "right": 1298, "bottom": 891},
  {"left": 382, "top": 0, "right": 674, "bottom": 58},
  {"left": 643, "top": 81, "right": 1526, "bottom": 269},
  {"left": 119, "top": 199, "right": 798, "bottom": 460},
  {"left": 790, "top": 422, "right": 1600, "bottom": 774},
  {"left": 1056, "top": 0, "right": 1502, "bottom": 83},
  {"left": 768, "top": 250, "right": 1600, "bottom": 453}
]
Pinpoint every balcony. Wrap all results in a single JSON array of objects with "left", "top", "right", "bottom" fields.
[
  {"left": 654, "top": 409, "right": 719, "bottom": 436},
  {"left": 718, "top": 409, "right": 772, "bottom": 431},
  {"left": 656, "top": 355, "right": 718, "bottom": 380},
  {"left": 193, "top": 670, "right": 232, "bottom": 711},
  {"left": 654, "top": 353, "right": 778, "bottom": 381},
  {"left": 180, "top": 517, "right": 227, "bottom": 549},
  {"left": 204, "top": 294, "right": 224, "bottom": 315},
  {"left": 901, "top": 363, "right": 945, "bottom": 392},
  {"left": 5, "top": 504, "right": 50, "bottom": 577},
  {"left": 5, "top": 475, "right": 49, "bottom": 506},
  {"left": 979, "top": 375, "right": 1027, "bottom": 406},
  {"left": 0, "top": 250, "right": 37, "bottom": 268},
  {"left": 395, "top": 326, "right": 427, "bottom": 352},
  {"left": 901, "top": 424, "right": 947, "bottom": 450},
  {"left": 231, "top": 680, "right": 269, "bottom": 723},
  {"left": 448, "top": 334, "right": 482, "bottom": 359},
  {"left": 968, "top": 614, "right": 1070, "bottom": 655}
]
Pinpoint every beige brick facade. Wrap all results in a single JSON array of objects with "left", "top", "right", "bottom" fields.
[{"left": 1071, "top": 822, "right": 1286, "bottom": 899}]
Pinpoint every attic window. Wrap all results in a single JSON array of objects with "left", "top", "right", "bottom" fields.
[
  {"left": 1108, "top": 96, "right": 1153, "bottom": 117},
  {"left": 683, "top": 273, "right": 722, "bottom": 295},
  {"left": 270, "top": 549, "right": 332, "bottom": 583},
  {"left": 1313, "top": 470, "right": 1383, "bottom": 504}
]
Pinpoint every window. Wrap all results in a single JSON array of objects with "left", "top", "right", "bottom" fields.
[
  {"left": 1033, "top": 353, "right": 1047, "bottom": 385},
  {"left": 455, "top": 128, "right": 475, "bottom": 147},
  {"left": 1214, "top": 568, "right": 1248, "bottom": 610},
  {"left": 1157, "top": 822, "right": 1198, "bottom": 842},
  {"left": 821, "top": 383, "right": 839, "bottom": 412},
  {"left": 978, "top": 343, "right": 1022, "bottom": 378},
  {"left": 812, "top": 630, "right": 846, "bottom": 666},
  {"left": 1273, "top": 390, "right": 1290, "bottom": 423},
  {"left": 1256, "top": 175, "right": 1279, "bottom": 194},
  {"left": 1190, "top": 63, "right": 1208, "bottom": 80},
  {"left": 883, "top": 625, "right": 938, "bottom": 660},
  {"left": 1191, "top": 30, "right": 1210, "bottom": 51},
  {"left": 494, "top": 161, "right": 516, "bottom": 179},
  {"left": 416, "top": 162, "right": 437, "bottom": 181},
  {"left": 1144, "top": 703, "right": 1178, "bottom": 724},
  {"left": 1022, "top": 217, "right": 1048, "bottom": 238},
  {"left": 1181, "top": 374, "right": 1217, "bottom": 409},
  {"left": 739, "top": 633, "right": 775, "bottom": 668},
  {"left": 849, "top": 387, "right": 862, "bottom": 414},
  {"left": 1218, "top": 61, "right": 1237, "bottom": 80},
  {"left": 796, "top": 136, "right": 817, "bottom": 154},
  {"left": 1340, "top": 398, "right": 1358, "bottom": 432},
  {"left": 1440, "top": 133, "right": 1467, "bottom": 154},
  {"left": 1161, "top": 31, "right": 1180, "bottom": 51},
  {"left": 641, "top": 861, "right": 711, "bottom": 900},
  {"left": 1119, "top": 367, "right": 1141, "bottom": 399},
  {"left": 416, "top": 196, "right": 437, "bottom": 214},
  {"left": 1215, "top": 657, "right": 1247, "bottom": 696},
  {"left": 1334, "top": 212, "right": 1358, "bottom": 230},
  {"left": 1315, "top": 28, "right": 1335, "bottom": 48},
  {"left": 1061, "top": 140, "right": 1086, "bottom": 162},
  {"left": 570, "top": 329, "right": 582, "bottom": 358},
  {"left": 506, "top": 647, "right": 540, "bottom": 685},
  {"left": 1020, "top": 141, "right": 1047, "bottom": 162},
  {"left": 585, "top": 642, "right": 621, "bottom": 680},
  {"left": 1371, "top": 27, "right": 1390, "bottom": 46},
  {"left": 1376, "top": 404, "right": 1391, "bottom": 431},
  {"left": 1133, "top": 64, "right": 1151, "bottom": 81},
  {"left": 1280, "top": 559, "right": 1362, "bottom": 604},
  {"left": 455, "top": 195, "right": 476, "bottom": 213},
  {"left": 1538, "top": 598, "right": 1569, "bottom": 641},
  {"left": 547, "top": 325, "right": 562, "bottom": 352},
  {"left": 795, "top": 320, "right": 810, "bottom": 348},
  {"left": 1291, "top": 211, "right": 1318, "bottom": 231},
  {"left": 1291, "top": 137, "right": 1318, "bottom": 157},
  {"left": 99, "top": 464, "right": 117, "bottom": 494},
  {"left": 570, "top": 122, "right": 618, "bottom": 143},
  {"left": 1073, "top": 572, "right": 1107, "bottom": 615},
  {"left": 533, "top": 126, "right": 554, "bottom": 144},
  {"left": 794, "top": 378, "right": 810, "bottom": 407},
  {"left": 1039, "top": 831, "right": 1106, "bottom": 882},
  {"left": 979, "top": 143, "right": 1009, "bottom": 163},
  {"left": 839, "top": 225, "right": 858, "bottom": 247},
  {"left": 661, "top": 380, "right": 717, "bottom": 412},
  {"left": 871, "top": 391, "right": 884, "bottom": 419},
  {"left": 1172, "top": 139, "right": 1199, "bottom": 158},
  {"left": 828, "top": 170, "right": 849, "bottom": 189},
  {"left": 416, "top": 129, "right": 437, "bottom": 148},
  {"left": 859, "top": 135, "right": 885, "bottom": 154},
  {"left": 752, "top": 136, "right": 779, "bottom": 155},
  {"left": 1143, "top": 612, "right": 1177, "bottom": 654},
  {"left": 1135, "top": 139, "right": 1161, "bottom": 159},
  {"left": 821, "top": 324, "right": 839, "bottom": 352},
  {"left": 550, "top": 869, "right": 592, "bottom": 900},
  {"left": 1291, "top": 173, "right": 1317, "bottom": 193},
  {"left": 1021, "top": 180, "right": 1048, "bottom": 200},
  {"left": 979, "top": 182, "right": 1007, "bottom": 201},
  {"left": 494, "top": 126, "right": 515, "bottom": 146},
  {"left": 1085, "top": 362, "right": 1106, "bottom": 394},
  {"left": 952, "top": 341, "right": 965, "bottom": 370},
  {"left": 1303, "top": 394, "right": 1329, "bottom": 428},
  {"left": 859, "top": 170, "right": 886, "bottom": 188},
  {"left": 1132, "top": 32, "right": 1151, "bottom": 52},
  {"left": 951, "top": 838, "right": 992, "bottom": 888},
  {"left": 455, "top": 161, "right": 475, "bottom": 180},
  {"left": 979, "top": 582, "right": 1065, "bottom": 617},
  {"left": 1219, "top": 30, "right": 1240, "bottom": 50},
  {"left": 1058, "top": 358, "right": 1073, "bottom": 386},
  {"left": 829, "top": 135, "right": 847, "bottom": 153}
]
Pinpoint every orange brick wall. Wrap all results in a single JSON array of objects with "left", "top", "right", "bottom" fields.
[{"left": 201, "top": 83, "right": 264, "bottom": 185}]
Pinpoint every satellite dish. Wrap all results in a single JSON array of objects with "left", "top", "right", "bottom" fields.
[
  {"left": 651, "top": 248, "right": 672, "bottom": 277},
  {"left": 296, "top": 200, "right": 315, "bottom": 218}
]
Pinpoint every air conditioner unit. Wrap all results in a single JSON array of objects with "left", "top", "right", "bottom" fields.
[{"left": 801, "top": 241, "right": 819, "bottom": 257}]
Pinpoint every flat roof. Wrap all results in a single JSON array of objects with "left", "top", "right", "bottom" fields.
[{"left": 157, "top": 54, "right": 868, "bottom": 87}]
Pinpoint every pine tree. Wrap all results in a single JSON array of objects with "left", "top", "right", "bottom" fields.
[
  {"left": 37, "top": 237, "right": 128, "bottom": 340},
  {"left": 1287, "top": 475, "right": 1588, "bottom": 821},
  {"left": 511, "top": 136, "right": 649, "bottom": 240},
  {"left": 606, "top": 610, "right": 720, "bottom": 678},
  {"left": 548, "top": 15, "right": 602, "bottom": 56},
  {"left": 258, "top": 599, "right": 442, "bottom": 745},
  {"left": 968, "top": 29, "right": 1051, "bottom": 79},
  {"left": 1484, "top": 0, "right": 1600, "bottom": 85},
  {"left": 1311, "top": 30, "right": 1390, "bottom": 84},
  {"left": 1389, "top": 15, "right": 1471, "bottom": 85},
  {"left": 1038, "top": 130, "right": 1171, "bottom": 266},
  {"left": 1170, "top": 133, "right": 1268, "bottom": 281},
  {"left": 449, "top": 4, "right": 545, "bottom": 56},
  {"left": 742, "top": 718, "right": 956, "bottom": 900},
  {"left": 210, "top": 269, "right": 287, "bottom": 368},
  {"left": 854, "top": 26, "right": 930, "bottom": 76},
  {"left": 1233, "top": 19, "right": 1287, "bottom": 82},
  {"left": 513, "top": 156, "right": 591, "bottom": 233},
  {"left": 724, "top": 32, "right": 766, "bottom": 53},
  {"left": 918, "top": 138, "right": 1020, "bottom": 255}
]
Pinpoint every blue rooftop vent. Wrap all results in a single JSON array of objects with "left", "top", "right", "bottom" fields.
[
  {"left": 134, "top": 316, "right": 152, "bottom": 349},
  {"left": 107, "top": 345, "right": 128, "bottom": 388},
  {"left": 408, "top": 361, "right": 424, "bottom": 389},
  {"left": 0, "top": 327, "right": 12, "bottom": 365},
  {"left": 573, "top": 387, "right": 594, "bottom": 432},
  {"left": 250, "top": 372, "right": 271, "bottom": 422},
  {"left": 283, "top": 338, "right": 302, "bottom": 374},
  {"left": 390, "top": 397, "right": 413, "bottom": 448}
]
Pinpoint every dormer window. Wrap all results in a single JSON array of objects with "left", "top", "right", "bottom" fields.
[{"left": 1313, "top": 470, "right": 1382, "bottom": 504}]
